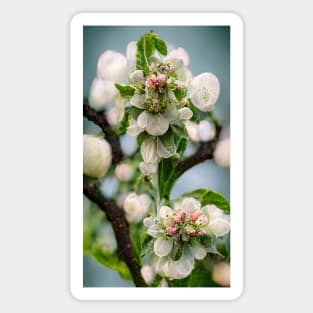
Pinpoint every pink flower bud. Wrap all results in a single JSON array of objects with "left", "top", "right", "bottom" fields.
[
  {"left": 166, "top": 226, "right": 178, "bottom": 235},
  {"left": 176, "top": 211, "right": 186, "bottom": 223},
  {"left": 197, "top": 231, "right": 205, "bottom": 236},
  {"left": 189, "top": 211, "right": 201, "bottom": 222},
  {"left": 189, "top": 230, "right": 197, "bottom": 236}
]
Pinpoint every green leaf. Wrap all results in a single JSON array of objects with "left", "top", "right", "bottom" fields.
[
  {"left": 188, "top": 98, "right": 200, "bottom": 122},
  {"left": 158, "top": 157, "right": 176, "bottom": 200},
  {"left": 129, "top": 223, "right": 144, "bottom": 263},
  {"left": 154, "top": 37, "right": 167, "bottom": 55},
  {"left": 181, "top": 189, "right": 230, "bottom": 214},
  {"left": 173, "top": 87, "right": 187, "bottom": 101},
  {"left": 187, "top": 268, "right": 219, "bottom": 287},
  {"left": 136, "top": 33, "right": 155, "bottom": 74},
  {"left": 116, "top": 112, "right": 130, "bottom": 135},
  {"left": 176, "top": 137, "right": 187, "bottom": 157},
  {"left": 91, "top": 244, "right": 132, "bottom": 280},
  {"left": 115, "top": 83, "right": 135, "bottom": 98}
]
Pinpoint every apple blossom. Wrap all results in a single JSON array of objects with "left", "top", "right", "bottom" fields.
[
  {"left": 188, "top": 72, "right": 220, "bottom": 112},
  {"left": 88, "top": 78, "right": 117, "bottom": 111},
  {"left": 123, "top": 192, "right": 151, "bottom": 223},
  {"left": 97, "top": 50, "right": 127, "bottom": 82},
  {"left": 144, "top": 198, "right": 230, "bottom": 280},
  {"left": 83, "top": 135, "right": 112, "bottom": 178},
  {"left": 185, "top": 120, "right": 215, "bottom": 142}
]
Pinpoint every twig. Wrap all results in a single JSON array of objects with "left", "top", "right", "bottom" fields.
[
  {"left": 83, "top": 179, "right": 147, "bottom": 287},
  {"left": 83, "top": 102, "right": 123, "bottom": 164}
]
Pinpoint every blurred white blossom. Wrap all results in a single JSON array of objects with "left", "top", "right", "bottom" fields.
[
  {"left": 97, "top": 50, "right": 128, "bottom": 82},
  {"left": 114, "top": 163, "right": 134, "bottom": 181},
  {"left": 212, "top": 262, "right": 230, "bottom": 286},
  {"left": 123, "top": 192, "right": 151, "bottom": 223},
  {"left": 88, "top": 78, "right": 117, "bottom": 111},
  {"left": 185, "top": 120, "right": 215, "bottom": 142},
  {"left": 214, "top": 137, "right": 230, "bottom": 167},
  {"left": 140, "top": 265, "right": 155, "bottom": 285},
  {"left": 83, "top": 135, "right": 112, "bottom": 178}
]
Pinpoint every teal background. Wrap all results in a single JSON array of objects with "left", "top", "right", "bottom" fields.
[{"left": 83, "top": 26, "right": 230, "bottom": 287}]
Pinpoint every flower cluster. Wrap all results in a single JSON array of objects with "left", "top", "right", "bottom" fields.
[{"left": 143, "top": 197, "right": 230, "bottom": 280}]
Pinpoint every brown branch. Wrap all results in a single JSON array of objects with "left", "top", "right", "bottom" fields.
[
  {"left": 83, "top": 102, "right": 123, "bottom": 164},
  {"left": 83, "top": 179, "right": 147, "bottom": 287},
  {"left": 175, "top": 124, "right": 222, "bottom": 178}
]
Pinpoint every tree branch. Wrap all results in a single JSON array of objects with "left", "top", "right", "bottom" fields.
[
  {"left": 175, "top": 124, "right": 222, "bottom": 178},
  {"left": 83, "top": 102, "right": 123, "bottom": 164},
  {"left": 83, "top": 179, "right": 147, "bottom": 287}
]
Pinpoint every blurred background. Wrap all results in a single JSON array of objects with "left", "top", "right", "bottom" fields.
[{"left": 83, "top": 26, "right": 230, "bottom": 287}]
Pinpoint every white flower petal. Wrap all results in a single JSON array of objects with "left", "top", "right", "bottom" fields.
[
  {"left": 97, "top": 50, "right": 127, "bottom": 82},
  {"left": 147, "top": 224, "right": 162, "bottom": 237},
  {"left": 139, "top": 162, "right": 157, "bottom": 175},
  {"left": 127, "top": 119, "right": 144, "bottom": 137},
  {"left": 83, "top": 135, "right": 112, "bottom": 178},
  {"left": 184, "top": 120, "right": 200, "bottom": 142},
  {"left": 130, "top": 93, "right": 145, "bottom": 109},
  {"left": 180, "top": 197, "right": 201, "bottom": 214},
  {"left": 137, "top": 111, "right": 149, "bottom": 128},
  {"left": 146, "top": 114, "right": 170, "bottom": 136},
  {"left": 198, "top": 120, "right": 213, "bottom": 142},
  {"left": 167, "top": 47, "right": 189, "bottom": 66},
  {"left": 140, "top": 137, "right": 159, "bottom": 164},
  {"left": 143, "top": 216, "right": 154, "bottom": 228},
  {"left": 129, "top": 70, "right": 145, "bottom": 85},
  {"left": 154, "top": 238, "right": 173, "bottom": 257},
  {"left": 188, "top": 72, "right": 220, "bottom": 112},
  {"left": 126, "top": 41, "right": 137, "bottom": 69},
  {"left": 178, "top": 107, "right": 193, "bottom": 120},
  {"left": 209, "top": 218, "right": 230, "bottom": 237},
  {"left": 88, "top": 78, "right": 117, "bottom": 111},
  {"left": 141, "top": 265, "right": 155, "bottom": 285},
  {"left": 159, "top": 206, "right": 173, "bottom": 219},
  {"left": 156, "top": 137, "right": 175, "bottom": 159},
  {"left": 190, "top": 241, "right": 207, "bottom": 260}
]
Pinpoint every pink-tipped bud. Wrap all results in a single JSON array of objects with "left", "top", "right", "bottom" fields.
[
  {"left": 172, "top": 217, "right": 177, "bottom": 226},
  {"left": 176, "top": 211, "right": 186, "bottom": 223},
  {"left": 197, "top": 230, "right": 205, "bottom": 236},
  {"left": 158, "top": 74, "right": 167, "bottom": 85},
  {"left": 167, "top": 226, "right": 178, "bottom": 235},
  {"left": 189, "top": 230, "right": 197, "bottom": 236},
  {"left": 189, "top": 211, "right": 201, "bottom": 222}
]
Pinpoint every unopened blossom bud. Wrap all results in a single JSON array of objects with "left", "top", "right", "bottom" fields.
[
  {"left": 214, "top": 137, "right": 230, "bottom": 167},
  {"left": 139, "top": 162, "right": 157, "bottom": 176},
  {"left": 166, "top": 226, "right": 178, "bottom": 235},
  {"left": 106, "top": 107, "right": 118, "bottom": 126},
  {"left": 185, "top": 224, "right": 195, "bottom": 235},
  {"left": 167, "top": 77, "right": 177, "bottom": 90},
  {"left": 198, "top": 120, "right": 214, "bottom": 142},
  {"left": 212, "top": 262, "right": 230, "bottom": 286},
  {"left": 189, "top": 211, "right": 201, "bottom": 222},
  {"left": 141, "top": 265, "right": 155, "bottom": 285},
  {"left": 83, "top": 135, "right": 112, "bottom": 178},
  {"left": 123, "top": 193, "right": 151, "bottom": 223},
  {"left": 178, "top": 107, "right": 193, "bottom": 120},
  {"left": 89, "top": 78, "right": 117, "bottom": 111},
  {"left": 159, "top": 278, "right": 168, "bottom": 287},
  {"left": 97, "top": 50, "right": 127, "bottom": 82},
  {"left": 114, "top": 163, "right": 134, "bottom": 181},
  {"left": 176, "top": 211, "right": 186, "bottom": 223}
]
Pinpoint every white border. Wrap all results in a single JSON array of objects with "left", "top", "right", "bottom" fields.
[{"left": 70, "top": 13, "right": 243, "bottom": 301}]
